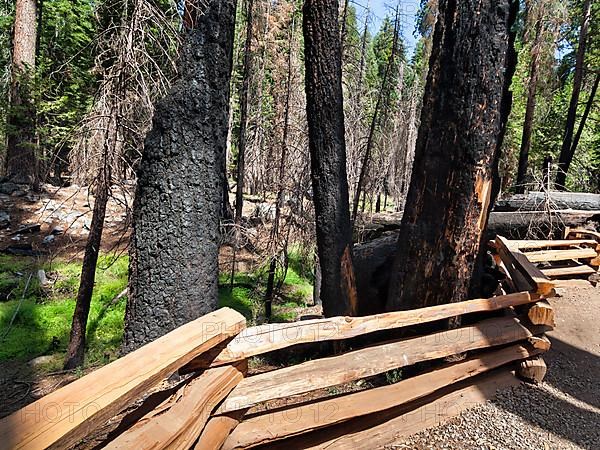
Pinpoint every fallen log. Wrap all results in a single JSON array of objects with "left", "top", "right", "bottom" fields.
[
  {"left": 495, "top": 191, "right": 600, "bottom": 212},
  {"left": 105, "top": 365, "right": 245, "bottom": 450},
  {"left": 221, "top": 344, "right": 544, "bottom": 449},
  {"left": 216, "top": 316, "right": 547, "bottom": 414},
  {"left": 183, "top": 291, "right": 540, "bottom": 371},
  {"left": 487, "top": 210, "right": 600, "bottom": 238},
  {"left": 0, "top": 308, "right": 246, "bottom": 450},
  {"left": 260, "top": 370, "right": 521, "bottom": 450}
]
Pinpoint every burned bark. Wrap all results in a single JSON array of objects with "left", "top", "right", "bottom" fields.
[
  {"left": 303, "top": 0, "right": 358, "bottom": 317},
  {"left": 387, "top": 0, "right": 518, "bottom": 311},
  {"left": 123, "top": 0, "right": 236, "bottom": 352}
]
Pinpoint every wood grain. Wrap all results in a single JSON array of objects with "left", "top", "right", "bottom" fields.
[
  {"left": 261, "top": 370, "right": 520, "bottom": 449},
  {"left": 105, "top": 365, "right": 244, "bottom": 449},
  {"left": 523, "top": 248, "right": 597, "bottom": 263},
  {"left": 0, "top": 308, "right": 246, "bottom": 450},
  {"left": 184, "top": 291, "right": 539, "bottom": 370},
  {"left": 496, "top": 236, "right": 555, "bottom": 296},
  {"left": 222, "top": 344, "right": 543, "bottom": 449},
  {"left": 217, "top": 316, "right": 542, "bottom": 414}
]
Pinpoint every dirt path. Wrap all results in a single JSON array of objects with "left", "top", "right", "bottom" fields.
[{"left": 393, "top": 284, "right": 600, "bottom": 450}]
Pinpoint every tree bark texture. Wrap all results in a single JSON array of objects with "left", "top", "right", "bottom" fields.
[
  {"left": 303, "top": 0, "right": 358, "bottom": 317},
  {"left": 5, "top": 0, "right": 38, "bottom": 185},
  {"left": 387, "top": 0, "right": 518, "bottom": 311},
  {"left": 123, "top": 0, "right": 236, "bottom": 352},
  {"left": 555, "top": 0, "right": 592, "bottom": 190},
  {"left": 515, "top": 19, "right": 542, "bottom": 194}
]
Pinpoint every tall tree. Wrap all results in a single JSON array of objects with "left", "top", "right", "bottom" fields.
[
  {"left": 555, "top": 0, "right": 592, "bottom": 189},
  {"left": 387, "top": 0, "right": 518, "bottom": 311},
  {"left": 515, "top": 18, "right": 543, "bottom": 194},
  {"left": 303, "top": 0, "right": 358, "bottom": 317},
  {"left": 5, "top": 0, "right": 37, "bottom": 185},
  {"left": 234, "top": 0, "right": 254, "bottom": 223},
  {"left": 124, "top": 0, "right": 237, "bottom": 352}
]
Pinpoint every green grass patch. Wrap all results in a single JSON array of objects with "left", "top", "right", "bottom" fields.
[{"left": 0, "top": 254, "right": 128, "bottom": 364}]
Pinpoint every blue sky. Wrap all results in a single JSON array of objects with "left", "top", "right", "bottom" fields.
[{"left": 352, "top": 0, "right": 421, "bottom": 55}]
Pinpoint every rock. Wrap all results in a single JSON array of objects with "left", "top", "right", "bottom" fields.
[
  {"left": 0, "top": 211, "right": 10, "bottom": 228},
  {"left": 51, "top": 226, "right": 65, "bottom": 235},
  {"left": 11, "top": 190, "right": 27, "bottom": 197},
  {"left": 37, "top": 269, "right": 48, "bottom": 285},
  {"left": 0, "top": 182, "right": 19, "bottom": 195},
  {"left": 42, "top": 235, "right": 55, "bottom": 245},
  {"left": 28, "top": 354, "right": 56, "bottom": 368}
]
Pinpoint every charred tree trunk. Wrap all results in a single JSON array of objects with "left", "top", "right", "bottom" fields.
[
  {"left": 234, "top": 0, "right": 254, "bottom": 223},
  {"left": 303, "top": 0, "right": 358, "bottom": 317},
  {"left": 123, "top": 0, "right": 236, "bottom": 352},
  {"left": 5, "top": 0, "right": 38, "bottom": 185},
  {"left": 515, "top": 19, "right": 542, "bottom": 194},
  {"left": 556, "top": 0, "right": 592, "bottom": 190},
  {"left": 386, "top": 0, "right": 518, "bottom": 312}
]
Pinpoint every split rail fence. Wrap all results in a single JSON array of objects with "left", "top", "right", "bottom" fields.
[{"left": 0, "top": 234, "right": 569, "bottom": 449}]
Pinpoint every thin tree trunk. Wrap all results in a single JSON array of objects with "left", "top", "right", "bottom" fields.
[
  {"left": 264, "top": 13, "right": 295, "bottom": 319},
  {"left": 515, "top": 19, "right": 542, "bottom": 194},
  {"left": 124, "top": 0, "right": 237, "bottom": 352},
  {"left": 234, "top": 0, "right": 254, "bottom": 223},
  {"left": 555, "top": 0, "right": 592, "bottom": 190},
  {"left": 387, "top": 0, "right": 518, "bottom": 312},
  {"left": 569, "top": 71, "right": 600, "bottom": 158},
  {"left": 5, "top": 0, "right": 38, "bottom": 186},
  {"left": 303, "top": 0, "right": 358, "bottom": 317},
  {"left": 351, "top": 9, "right": 400, "bottom": 226},
  {"left": 64, "top": 167, "right": 110, "bottom": 369}
]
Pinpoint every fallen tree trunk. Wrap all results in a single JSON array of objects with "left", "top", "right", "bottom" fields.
[{"left": 495, "top": 192, "right": 600, "bottom": 212}]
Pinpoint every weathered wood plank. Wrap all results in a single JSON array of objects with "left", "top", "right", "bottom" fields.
[
  {"left": 184, "top": 291, "right": 539, "bottom": 371},
  {"left": 523, "top": 248, "right": 597, "bottom": 263},
  {"left": 193, "top": 410, "right": 247, "bottom": 450},
  {"left": 541, "top": 264, "right": 596, "bottom": 278},
  {"left": 0, "top": 308, "right": 246, "bottom": 450},
  {"left": 222, "top": 344, "right": 543, "bottom": 449},
  {"left": 496, "top": 236, "right": 555, "bottom": 296},
  {"left": 508, "top": 239, "right": 597, "bottom": 250},
  {"left": 105, "top": 365, "right": 244, "bottom": 450},
  {"left": 217, "top": 316, "right": 545, "bottom": 414},
  {"left": 261, "top": 370, "right": 521, "bottom": 450}
]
